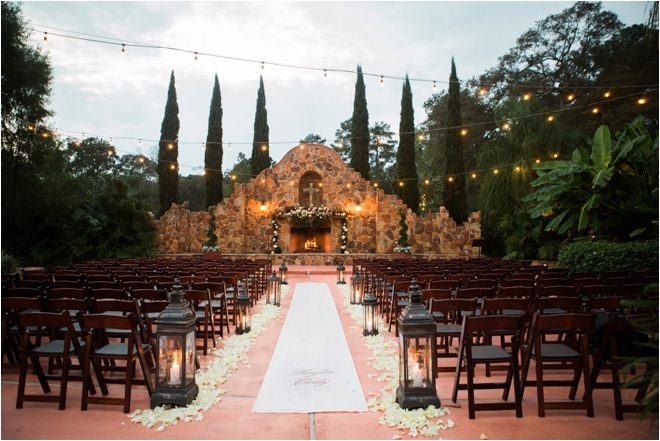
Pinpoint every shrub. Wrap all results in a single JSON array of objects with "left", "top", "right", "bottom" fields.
[
  {"left": 557, "top": 239, "right": 659, "bottom": 273},
  {"left": 1, "top": 250, "right": 21, "bottom": 274}
]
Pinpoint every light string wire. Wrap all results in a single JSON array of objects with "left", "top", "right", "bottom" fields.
[
  {"left": 30, "top": 25, "right": 660, "bottom": 90},
  {"left": 22, "top": 26, "right": 658, "bottom": 182}
]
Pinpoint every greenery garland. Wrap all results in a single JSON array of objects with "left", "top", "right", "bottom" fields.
[
  {"left": 270, "top": 216, "right": 282, "bottom": 254},
  {"left": 203, "top": 208, "right": 221, "bottom": 252},
  {"left": 340, "top": 218, "right": 349, "bottom": 254}
]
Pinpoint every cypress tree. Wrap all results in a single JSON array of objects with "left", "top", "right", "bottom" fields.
[
  {"left": 350, "top": 65, "right": 370, "bottom": 180},
  {"left": 250, "top": 75, "right": 270, "bottom": 176},
  {"left": 157, "top": 70, "right": 180, "bottom": 214},
  {"left": 444, "top": 58, "right": 468, "bottom": 223},
  {"left": 395, "top": 75, "right": 419, "bottom": 212},
  {"left": 204, "top": 74, "right": 224, "bottom": 207}
]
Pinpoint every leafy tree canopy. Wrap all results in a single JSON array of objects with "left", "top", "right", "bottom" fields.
[{"left": 300, "top": 133, "right": 327, "bottom": 145}]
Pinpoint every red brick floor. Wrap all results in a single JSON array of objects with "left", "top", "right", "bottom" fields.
[{"left": 1, "top": 266, "right": 655, "bottom": 439}]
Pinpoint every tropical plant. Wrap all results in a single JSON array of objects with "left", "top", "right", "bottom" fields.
[
  {"left": 524, "top": 116, "right": 659, "bottom": 241},
  {"left": 497, "top": 210, "right": 564, "bottom": 261},
  {"left": 394, "top": 208, "right": 412, "bottom": 252},
  {"left": 203, "top": 208, "right": 221, "bottom": 252},
  {"left": 619, "top": 290, "right": 659, "bottom": 429},
  {"left": 1, "top": 250, "right": 21, "bottom": 274},
  {"left": 68, "top": 176, "right": 158, "bottom": 261}
]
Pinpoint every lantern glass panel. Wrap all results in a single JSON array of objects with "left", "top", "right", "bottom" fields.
[
  {"left": 185, "top": 331, "right": 195, "bottom": 383},
  {"left": 363, "top": 301, "right": 377, "bottom": 335},
  {"left": 158, "top": 335, "right": 183, "bottom": 387},
  {"left": 402, "top": 335, "right": 432, "bottom": 388},
  {"left": 237, "top": 302, "right": 252, "bottom": 333}
]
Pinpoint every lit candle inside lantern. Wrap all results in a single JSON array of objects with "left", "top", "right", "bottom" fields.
[
  {"left": 412, "top": 355, "right": 424, "bottom": 387},
  {"left": 169, "top": 352, "right": 181, "bottom": 385}
]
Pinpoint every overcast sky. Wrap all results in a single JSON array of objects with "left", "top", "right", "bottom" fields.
[{"left": 21, "top": 1, "right": 649, "bottom": 176}]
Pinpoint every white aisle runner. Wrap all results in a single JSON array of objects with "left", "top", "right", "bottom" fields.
[{"left": 252, "top": 282, "right": 367, "bottom": 413}]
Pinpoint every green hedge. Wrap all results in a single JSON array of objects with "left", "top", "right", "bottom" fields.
[{"left": 557, "top": 239, "right": 659, "bottom": 273}]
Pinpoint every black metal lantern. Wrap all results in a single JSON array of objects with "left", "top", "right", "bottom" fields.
[
  {"left": 151, "top": 279, "right": 199, "bottom": 409},
  {"left": 362, "top": 286, "right": 378, "bottom": 336},
  {"left": 267, "top": 270, "right": 281, "bottom": 307},
  {"left": 350, "top": 269, "right": 364, "bottom": 304},
  {"left": 235, "top": 282, "right": 252, "bottom": 334},
  {"left": 396, "top": 281, "right": 441, "bottom": 410},
  {"left": 279, "top": 261, "right": 288, "bottom": 285},
  {"left": 336, "top": 261, "right": 346, "bottom": 285}
]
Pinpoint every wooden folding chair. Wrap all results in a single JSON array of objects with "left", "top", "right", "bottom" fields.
[
  {"left": 15, "top": 310, "right": 93, "bottom": 410},
  {"left": 452, "top": 314, "right": 524, "bottom": 419},
  {"left": 79, "top": 312, "right": 153, "bottom": 413},
  {"left": 431, "top": 298, "right": 478, "bottom": 373},
  {"left": 520, "top": 312, "right": 596, "bottom": 417}
]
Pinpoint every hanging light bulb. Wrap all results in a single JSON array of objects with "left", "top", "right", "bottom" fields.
[
  {"left": 592, "top": 107, "right": 600, "bottom": 114},
  {"left": 109, "top": 138, "right": 113, "bottom": 145},
  {"left": 567, "top": 94, "right": 575, "bottom": 101},
  {"left": 43, "top": 32, "right": 48, "bottom": 45},
  {"left": 82, "top": 132, "right": 85, "bottom": 139},
  {"left": 107, "top": 149, "right": 113, "bottom": 155},
  {"left": 478, "top": 87, "right": 487, "bottom": 96},
  {"left": 448, "top": 176, "right": 454, "bottom": 182},
  {"left": 168, "top": 143, "right": 173, "bottom": 149},
  {"left": 27, "top": 125, "right": 34, "bottom": 131},
  {"left": 261, "top": 144, "right": 267, "bottom": 151},
  {"left": 138, "top": 139, "right": 142, "bottom": 146},
  {"left": 522, "top": 93, "right": 531, "bottom": 100},
  {"left": 604, "top": 91, "right": 611, "bottom": 98},
  {"left": 42, "top": 132, "right": 48, "bottom": 138},
  {"left": 228, "top": 143, "right": 231, "bottom": 150},
  {"left": 138, "top": 156, "right": 145, "bottom": 163},
  {"left": 202, "top": 143, "right": 205, "bottom": 149},
  {"left": 418, "top": 134, "right": 425, "bottom": 141},
  {"left": 433, "top": 81, "right": 437, "bottom": 92},
  {"left": 638, "top": 98, "right": 647, "bottom": 105},
  {"left": 194, "top": 52, "right": 198, "bottom": 61},
  {"left": 515, "top": 166, "right": 521, "bottom": 172},
  {"left": 547, "top": 115, "right": 554, "bottom": 122},
  {"left": 170, "top": 164, "right": 176, "bottom": 170},
  {"left": 261, "top": 62, "right": 265, "bottom": 70},
  {"left": 75, "top": 139, "right": 80, "bottom": 146},
  {"left": 53, "top": 128, "right": 58, "bottom": 136},
  {"left": 337, "top": 141, "right": 344, "bottom": 148},
  {"left": 380, "top": 76, "right": 384, "bottom": 87},
  {"left": 374, "top": 182, "right": 379, "bottom": 188},
  {"left": 471, "top": 173, "right": 477, "bottom": 179},
  {"left": 231, "top": 174, "right": 237, "bottom": 180},
  {"left": 461, "top": 129, "right": 468, "bottom": 136},
  {"left": 202, "top": 170, "right": 206, "bottom": 175},
  {"left": 493, "top": 169, "right": 499, "bottom": 174},
  {"left": 399, "top": 181, "right": 404, "bottom": 187},
  {"left": 324, "top": 69, "right": 327, "bottom": 80},
  {"left": 503, "top": 123, "right": 511, "bottom": 130},
  {"left": 121, "top": 44, "right": 126, "bottom": 56},
  {"left": 535, "top": 159, "right": 542, "bottom": 164}
]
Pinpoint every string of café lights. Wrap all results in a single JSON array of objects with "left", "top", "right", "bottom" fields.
[{"left": 26, "top": 26, "right": 658, "bottom": 186}]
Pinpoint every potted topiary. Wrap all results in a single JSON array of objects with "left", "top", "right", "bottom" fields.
[
  {"left": 393, "top": 208, "right": 412, "bottom": 259},
  {"left": 202, "top": 208, "right": 222, "bottom": 258}
]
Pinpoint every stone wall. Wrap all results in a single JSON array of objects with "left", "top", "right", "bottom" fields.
[{"left": 157, "top": 144, "right": 481, "bottom": 256}]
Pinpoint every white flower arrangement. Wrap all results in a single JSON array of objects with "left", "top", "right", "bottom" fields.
[
  {"left": 202, "top": 245, "right": 222, "bottom": 252},
  {"left": 337, "top": 285, "right": 454, "bottom": 438},
  {"left": 277, "top": 206, "right": 347, "bottom": 228},
  {"left": 129, "top": 285, "right": 291, "bottom": 431},
  {"left": 393, "top": 246, "right": 413, "bottom": 253}
]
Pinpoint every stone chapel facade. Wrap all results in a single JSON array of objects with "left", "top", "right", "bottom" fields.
[{"left": 157, "top": 144, "right": 481, "bottom": 261}]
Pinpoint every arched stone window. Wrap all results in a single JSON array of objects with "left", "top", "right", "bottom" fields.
[{"left": 298, "top": 171, "right": 323, "bottom": 207}]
